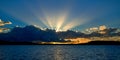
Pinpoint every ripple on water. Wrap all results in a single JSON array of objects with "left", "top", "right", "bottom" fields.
[{"left": 0, "top": 45, "right": 120, "bottom": 60}]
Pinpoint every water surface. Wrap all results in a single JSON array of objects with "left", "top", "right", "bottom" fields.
[{"left": 0, "top": 45, "right": 120, "bottom": 60}]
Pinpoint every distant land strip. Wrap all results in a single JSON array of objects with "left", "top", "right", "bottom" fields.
[{"left": 0, "top": 41, "right": 120, "bottom": 45}]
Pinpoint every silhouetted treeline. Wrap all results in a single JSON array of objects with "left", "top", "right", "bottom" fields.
[{"left": 0, "top": 40, "right": 38, "bottom": 45}]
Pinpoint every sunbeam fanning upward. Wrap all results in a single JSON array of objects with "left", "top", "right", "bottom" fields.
[
  {"left": 39, "top": 10, "right": 69, "bottom": 31},
  {"left": 38, "top": 10, "right": 90, "bottom": 32},
  {"left": 56, "top": 13, "right": 68, "bottom": 32},
  {"left": 0, "top": 0, "right": 119, "bottom": 32}
]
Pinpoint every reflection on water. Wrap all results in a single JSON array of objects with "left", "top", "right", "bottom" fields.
[
  {"left": 53, "top": 46, "right": 63, "bottom": 60},
  {"left": 0, "top": 45, "right": 120, "bottom": 60}
]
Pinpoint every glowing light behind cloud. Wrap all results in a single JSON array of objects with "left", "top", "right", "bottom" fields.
[
  {"left": 37, "top": 7, "right": 94, "bottom": 32},
  {"left": 0, "top": 0, "right": 90, "bottom": 31},
  {"left": 0, "top": 0, "right": 116, "bottom": 31},
  {"left": 39, "top": 10, "right": 69, "bottom": 31},
  {"left": 0, "top": 5, "right": 95, "bottom": 32}
]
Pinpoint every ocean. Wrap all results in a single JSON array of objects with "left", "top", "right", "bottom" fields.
[{"left": 0, "top": 45, "right": 120, "bottom": 60}]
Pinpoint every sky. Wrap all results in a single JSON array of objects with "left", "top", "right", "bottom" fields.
[{"left": 0, "top": 0, "right": 120, "bottom": 31}]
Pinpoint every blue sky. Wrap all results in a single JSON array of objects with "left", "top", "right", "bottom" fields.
[{"left": 0, "top": 0, "right": 120, "bottom": 31}]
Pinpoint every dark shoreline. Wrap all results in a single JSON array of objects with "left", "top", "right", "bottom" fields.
[
  {"left": 80, "top": 41, "right": 120, "bottom": 45},
  {"left": 0, "top": 41, "right": 120, "bottom": 45}
]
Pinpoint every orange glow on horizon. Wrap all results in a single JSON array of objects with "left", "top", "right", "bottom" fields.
[{"left": 65, "top": 38, "right": 91, "bottom": 44}]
